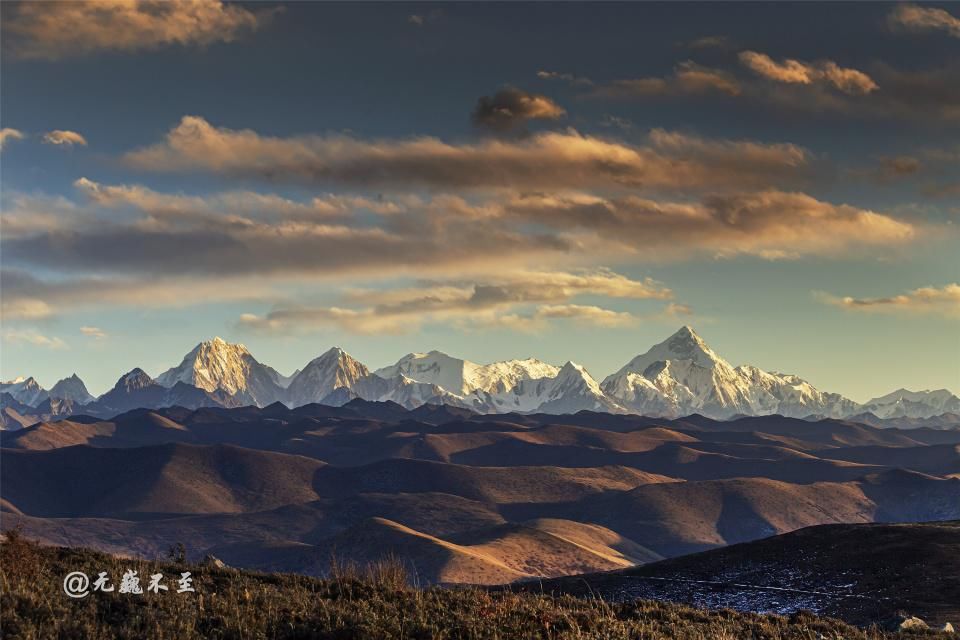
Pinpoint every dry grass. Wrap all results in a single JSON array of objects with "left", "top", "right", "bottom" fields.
[{"left": 1, "top": 532, "right": 949, "bottom": 640}]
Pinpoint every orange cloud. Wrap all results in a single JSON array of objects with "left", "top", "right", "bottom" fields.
[
  {"left": 739, "top": 51, "right": 878, "bottom": 95},
  {"left": 5, "top": 0, "right": 276, "bottom": 59},
  {"left": 820, "top": 283, "right": 960, "bottom": 317}
]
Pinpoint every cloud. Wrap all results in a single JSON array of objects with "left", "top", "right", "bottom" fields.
[
  {"left": 0, "top": 128, "right": 26, "bottom": 150},
  {"left": 590, "top": 61, "right": 741, "bottom": 98},
  {"left": 42, "top": 130, "right": 87, "bottom": 147},
  {"left": 237, "top": 269, "right": 666, "bottom": 335},
  {"left": 505, "top": 189, "right": 916, "bottom": 260},
  {"left": 536, "top": 70, "right": 594, "bottom": 87},
  {"left": 0, "top": 268, "right": 281, "bottom": 321},
  {"left": 739, "top": 51, "right": 878, "bottom": 95},
  {"left": 663, "top": 302, "right": 694, "bottom": 317},
  {"left": 819, "top": 283, "right": 960, "bottom": 317},
  {"left": 2, "top": 329, "right": 68, "bottom": 350},
  {"left": 80, "top": 326, "right": 107, "bottom": 340},
  {"left": 750, "top": 61, "right": 960, "bottom": 123},
  {"left": 408, "top": 14, "right": 424, "bottom": 26},
  {"left": 889, "top": 3, "right": 960, "bottom": 38},
  {"left": 1, "top": 173, "right": 919, "bottom": 314},
  {"left": 122, "top": 116, "right": 813, "bottom": 192},
  {"left": 471, "top": 87, "right": 566, "bottom": 133},
  {"left": 4, "top": 0, "right": 277, "bottom": 60},
  {"left": 869, "top": 155, "right": 923, "bottom": 184},
  {"left": 72, "top": 177, "right": 381, "bottom": 225}
]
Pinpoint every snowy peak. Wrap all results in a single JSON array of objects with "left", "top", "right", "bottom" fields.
[
  {"left": 375, "top": 351, "right": 470, "bottom": 394},
  {"left": 375, "top": 352, "right": 560, "bottom": 396},
  {"left": 116, "top": 368, "right": 156, "bottom": 392},
  {"left": 861, "top": 388, "right": 960, "bottom": 419},
  {"left": 155, "top": 337, "right": 284, "bottom": 406},
  {"left": 607, "top": 325, "right": 728, "bottom": 382},
  {"left": 0, "top": 376, "right": 48, "bottom": 406},
  {"left": 285, "top": 347, "right": 370, "bottom": 407},
  {"left": 49, "top": 373, "right": 95, "bottom": 404},
  {"left": 602, "top": 326, "right": 859, "bottom": 420}
]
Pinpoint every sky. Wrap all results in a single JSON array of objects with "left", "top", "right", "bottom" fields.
[{"left": 1, "top": 1, "right": 958, "bottom": 401}]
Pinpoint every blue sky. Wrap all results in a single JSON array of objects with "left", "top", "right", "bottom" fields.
[{"left": 1, "top": 1, "right": 958, "bottom": 400}]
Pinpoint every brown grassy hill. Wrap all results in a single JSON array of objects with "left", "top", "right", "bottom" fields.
[
  {"left": 5, "top": 534, "right": 936, "bottom": 640},
  {"left": 311, "top": 458, "right": 676, "bottom": 503},
  {"left": 0, "top": 443, "right": 325, "bottom": 518},
  {"left": 0, "top": 412, "right": 194, "bottom": 450},
  {"left": 519, "top": 521, "right": 960, "bottom": 628},
  {"left": 529, "top": 471, "right": 960, "bottom": 557}
]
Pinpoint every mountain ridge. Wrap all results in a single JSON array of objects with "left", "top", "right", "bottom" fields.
[{"left": 3, "top": 327, "right": 957, "bottom": 427}]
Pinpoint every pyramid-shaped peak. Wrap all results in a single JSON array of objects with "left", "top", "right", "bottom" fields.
[
  {"left": 116, "top": 368, "right": 154, "bottom": 391},
  {"left": 669, "top": 325, "right": 707, "bottom": 345}
]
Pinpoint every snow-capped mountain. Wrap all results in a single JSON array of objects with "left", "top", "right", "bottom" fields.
[
  {"left": 375, "top": 352, "right": 559, "bottom": 396},
  {"left": 285, "top": 347, "right": 370, "bottom": 407},
  {"left": 601, "top": 326, "right": 860, "bottom": 419},
  {"left": 0, "top": 376, "right": 49, "bottom": 406},
  {"left": 488, "top": 361, "right": 625, "bottom": 414},
  {"left": 85, "top": 368, "right": 170, "bottom": 416},
  {"left": 860, "top": 389, "right": 960, "bottom": 419},
  {"left": 49, "top": 374, "right": 95, "bottom": 404},
  {"left": 155, "top": 337, "right": 285, "bottom": 407},
  {"left": 370, "top": 351, "right": 620, "bottom": 413},
  {"left": 7, "top": 329, "right": 957, "bottom": 423}
]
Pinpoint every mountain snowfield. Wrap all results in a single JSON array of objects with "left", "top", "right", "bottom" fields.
[{"left": 2, "top": 327, "right": 958, "bottom": 427}]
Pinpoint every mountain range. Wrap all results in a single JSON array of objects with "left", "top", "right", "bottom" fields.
[{"left": 2, "top": 327, "right": 958, "bottom": 428}]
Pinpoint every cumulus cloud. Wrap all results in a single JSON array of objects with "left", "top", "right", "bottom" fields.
[
  {"left": 471, "top": 87, "right": 566, "bottom": 133},
  {"left": 0, "top": 128, "right": 26, "bottom": 150},
  {"left": 739, "top": 51, "right": 879, "bottom": 95},
  {"left": 80, "top": 326, "right": 107, "bottom": 340},
  {"left": 591, "top": 61, "right": 741, "bottom": 98},
  {"left": 889, "top": 3, "right": 960, "bottom": 38},
  {"left": 122, "top": 116, "right": 814, "bottom": 192},
  {"left": 238, "top": 269, "right": 664, "bottom": 335},
  {"left": 42, "top": 130, "right": 87, "bottom": 147},
  {"left": 4, "top": 0, "right": 277, "bottom": 60},
  {"left": 2, "top": 328, "right": 67, "bottom": 350},
  {"left": 819, "top": 283, "right": 960, "bottom": 317}
]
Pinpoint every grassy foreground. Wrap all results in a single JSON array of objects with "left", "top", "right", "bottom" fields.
[{"left": 0, "top": 533, "right": 948, "bottom": 640}]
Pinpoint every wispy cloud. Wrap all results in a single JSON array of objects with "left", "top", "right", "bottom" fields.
[
  {"left": 80, "top": 326, "right": 107, "bottom": 340},
  {"left": 238, "top": 269, "right": 668, "bottom": 335},
  {"left": 0, "top": 128, "right": 26, "bottom": 151},
  {"left": 889, "top": 3, "right": 960, "bottom": 38},
  {"left": 819, "top": 283, "right": 960, "bottom": 317},
  {"left": 42, "top": 130, "right": 87, "bottom": 147},
  {"left": 536, "top": 70, "right": 594, "bottom": 87},
  {"left": 4, "top": 0, "right": 278, "bottom": 60},
  {"left": 122, "top": 116, "right": 813, "bottom": 193},
  {"left": 2, "top": 329, "right": 68, "bottom": 350},
  {"left": 739, "top": 51, "right": 878, "bottom": 95},
  {"left": 590, "top": 61, "right": 741, "bottom": 99}
]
